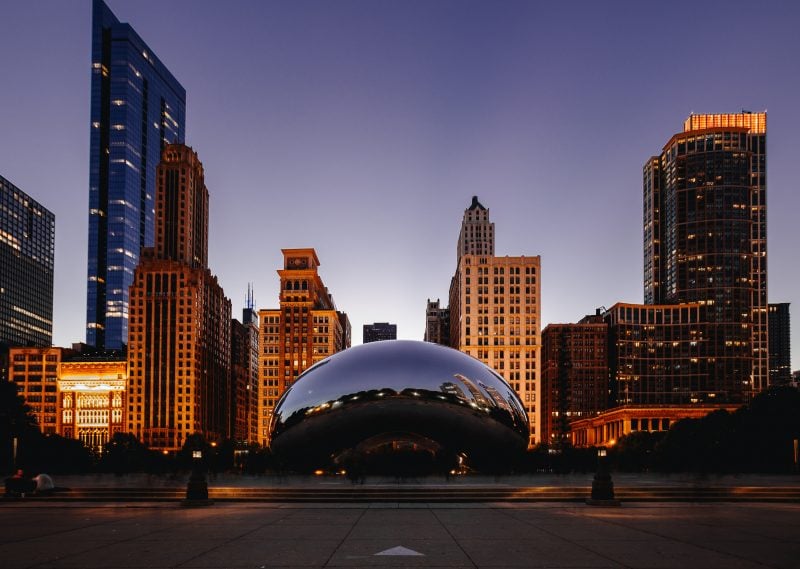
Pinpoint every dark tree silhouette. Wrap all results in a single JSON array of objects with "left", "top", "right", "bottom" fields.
[{"left": 0, "top": 380, "right": 40, "bottom": 474}]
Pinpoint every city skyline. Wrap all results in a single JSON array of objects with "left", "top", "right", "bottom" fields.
[{"left": 0, "top": 0, "right": 798, "bottom": 368}]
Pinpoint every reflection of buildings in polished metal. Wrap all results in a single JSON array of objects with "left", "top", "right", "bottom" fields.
[{"left": 270, "top": 340, "right": 529, "bottom": 471}]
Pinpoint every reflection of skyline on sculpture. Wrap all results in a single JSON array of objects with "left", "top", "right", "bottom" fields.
[
  {"left": 270, "top": 341, "right": 528, "bottom": 471},
  {"left": 0, "top": 1, "right": 798, "bottom": 366}
]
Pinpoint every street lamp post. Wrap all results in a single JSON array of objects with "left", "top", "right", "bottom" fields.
[
  {"left": 587, "top": 447, "right": 620, "bottom": 506},
  {"left": 183, "top": 448, "right": 213, "bottom": 506}
]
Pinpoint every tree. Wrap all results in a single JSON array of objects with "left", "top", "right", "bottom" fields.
[
  {"left": 0, "top": 380, "right": 40, "bottom": 474},
  {"left": 738, "top": 385, "right": 800, "bottom": 472},
  {"left": 652, "top": 386, "right": 800, "bottom": 473},
  {"left": 98, "top": 432, "right": 162, "bottom": 474},
  {"left": 612, "top": 431, "right": 664, "bottom": 472},
  {"left": 17, "top": 434, "right": 94, "bottom": 474}
]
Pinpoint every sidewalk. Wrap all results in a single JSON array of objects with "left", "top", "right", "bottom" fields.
[
  {"left": 1, "top": 501, "right": 798, "bottom": 568},
  {"left": 50, "top": 471, "right": 800, "bottom": 489}
]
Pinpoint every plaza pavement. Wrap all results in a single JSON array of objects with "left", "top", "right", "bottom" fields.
[
  {"left": 1, "top": 501, "right": 798, "bottom": 568},
  {"left": 46, "top": 471, "right": 800, "bottom": 489}
]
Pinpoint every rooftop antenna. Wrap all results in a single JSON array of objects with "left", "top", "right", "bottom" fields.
[{"left": 245, "top": 283, "right": 256, "bottom": 311}]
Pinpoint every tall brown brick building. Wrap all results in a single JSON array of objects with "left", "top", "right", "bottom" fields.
[
  {"left": 258, "top": 249, "right": 350, "bottom": 446},
  {"left": 127, "top": 145, "right": 232, "bottom": 451},
  {"left": 541, "top": 313, "right": 608, "bottom": 444}
]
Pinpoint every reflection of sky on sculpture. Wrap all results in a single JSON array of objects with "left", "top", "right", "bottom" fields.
[
  {"left": 0, "top": 1, "right": 798, "bottom": 367},
  {"left": 273, "top": 340, "right": 527, "bottom": 430},
  {"left": 269, "top": 341, "right": 530, "bottom": 465}
]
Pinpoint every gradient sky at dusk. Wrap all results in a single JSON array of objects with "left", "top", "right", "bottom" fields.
[{"left": 1, "top": 0, "right": 798, "bottom": 368}]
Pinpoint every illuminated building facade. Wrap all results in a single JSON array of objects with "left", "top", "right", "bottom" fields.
[
  {"left": 231, "top": 301, "right": 259, "bottom": 443},
  {"left": 363, "top": 322, "right": 396, "bottom": 343},
  {"left": 645, "top": 112, "right": 768, "bottom": 399},
  {"left": 569, "top": 404, "right": 738, "bottom": 447},
  {"left": 8, "top": 347, "right": 65, "bottom": 435},
  {"left": 0, "top": 175, "right": 55, "bottom": 348},
  {"left": 127, "top": 145, "right": 231, "bottom": 451},
  {"left": 768, "top": 303, "right": 791, "bottom": 385},
  {"left": 86, "top": 0, "right": 186, "bottom": 350},
  {"left": 423, "top": 299, "right": 449, "bottom": 346},
  {"left": 448, "top": 198, "right": 541, "bottom": 445},
  {"left": 258, "top": 248, "right": 350, "bottom": 445},
  {"left": 9, "top": 347, "right": 127, "bottom": 449},
  {"left": 604, "top": 303, "right": 715, "bottom": 404},
  {"left": 58, "top": 353, "right": 127, "bottom": 450},
  {"left": 541, "top": 313, "right": 608, "bottom": 444}
]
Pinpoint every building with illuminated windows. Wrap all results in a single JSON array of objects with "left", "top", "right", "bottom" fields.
[
  {"left": 127, "top": 145, "right": 231, "bottom": 452},
  {"left": 563, "top": 113, "right": 770, "bottom": 446},
  {"left": 446, "top": 197, "right": 541, "bottom": 446},
  {"left": 86, "top": 0, "right": 186, "bottom": 350},
  {"left": 768, "top": 303, "right": 791, "bottom": 385},
  {"left": 0, "top": 175, "right": 55, "bottom": 349},
  {"left": 8, "top": 347, "right": 66, "bottom": 435},
  {"left": 258, "top": 249, "right": 350, "bottom": 446},
  {"left": 363, "top": 322, "right": 396, "bottom": 343},
  {"left": 541, "top": 313, "right": 608, "bottom": 444},
  {"left": 58, "top": 352, "right": 127, "bottom": 450},
  {"left": 604, "top": 303, "right": 712, "bottom": 404},
  {"left": 645, "top": 112, "right": 768, "bottom": 399},
  {"left": 8, "top": 346, "right": 127, "bottom": 451}
]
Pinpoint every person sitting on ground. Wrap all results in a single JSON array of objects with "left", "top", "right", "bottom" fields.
[{"left": 4, "top": 469, "right": 37, "bottom": 498}]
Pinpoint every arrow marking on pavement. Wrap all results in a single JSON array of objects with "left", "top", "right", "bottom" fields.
[{"left": 374, "top": 546, "right": 425, "bottom": 557}]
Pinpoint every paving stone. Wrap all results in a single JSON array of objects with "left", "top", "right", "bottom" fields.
[
  {"left": 457, "top": 538, "right": 622, "bottom": 568},
  {"left": 578, "top": 538, "right": 768, "bottom": 569},
  {"left": 0, "top": 502, "right": 797, "bottom": 569},
  {"left": 36, "top": 539, "right": 227, "bottom": 568},
  {"left": 179, "top": 538, "right": 341, "bottom": 567}
]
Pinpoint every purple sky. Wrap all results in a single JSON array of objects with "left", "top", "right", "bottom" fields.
[{"left": 1, "top": 0, "right": 798, "bottom": 369}]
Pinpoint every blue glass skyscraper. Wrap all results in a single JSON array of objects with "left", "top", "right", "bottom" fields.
[{"left": 86, "top": 0, "right": 186, "bottom": 349}]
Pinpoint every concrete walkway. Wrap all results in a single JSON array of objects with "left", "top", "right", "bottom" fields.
[
  {"left": 49, "top": 472, "right": 800, "bottom": 489},
  {"left": 1, "top": 502, "right": 797, "bottom": 568}
]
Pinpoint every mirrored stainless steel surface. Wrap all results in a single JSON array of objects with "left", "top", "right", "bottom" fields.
[{"left": 270, "top": 340, "right": 529, "bottom": 471}]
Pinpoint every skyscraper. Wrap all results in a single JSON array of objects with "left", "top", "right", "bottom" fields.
[
  {"left": 645, "top": 112, "right": 768, "bottom": 399},
  {"left": 0, "top": 174, "right": 55, "bottom": 348},
  {"left": 768, "top": 303, "right": 791, "bottom": 385},
  {"left": 447, "top": 197, "right": 541, "bottom": 445},
  {"left": 86, "top": 0, "right": 186, "bottom": 350},
  {"left": 566, "top": 112, "right": 771, "bottom": 446},
  {"left": 258, "top": 249, "right": 350, "bottom": 445},
  {"left": 231, "top": 289, "right": 260, "bottom": 444},
  {"left": 363, "top": 322, "right": 397, "bottom": 343},
  {"left": 127, "top": 145, "right": 231, "bottom": 451}
]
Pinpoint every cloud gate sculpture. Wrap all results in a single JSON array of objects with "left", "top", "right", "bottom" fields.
[{"left": 269, "top": 340, "right": 529, "bottom": 473}]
